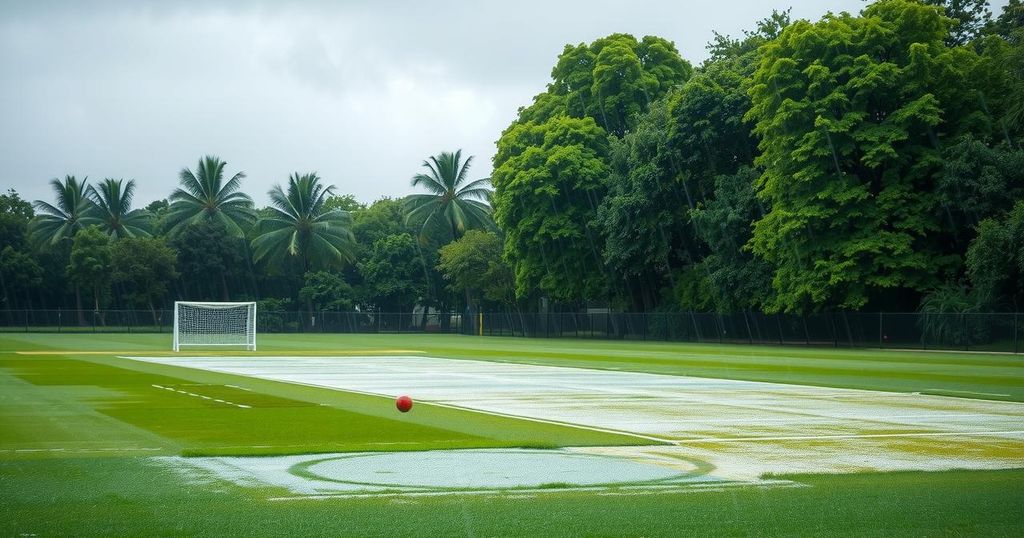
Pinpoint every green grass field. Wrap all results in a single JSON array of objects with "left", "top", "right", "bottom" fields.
[{"left": 2, "top": 333, "right": 1024, "bottom": 536}]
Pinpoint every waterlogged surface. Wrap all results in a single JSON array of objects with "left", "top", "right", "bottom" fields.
[
  {"left": 159, "top": 448, "right": 722, "bottom": 497},
  {"left": 131, "top": 355, "right": 1024, "bottom": 482}
]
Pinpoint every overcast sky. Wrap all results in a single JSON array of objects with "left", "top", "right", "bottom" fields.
[{"left": 0, "top": 0, "right": 1005, "bottom": 208}]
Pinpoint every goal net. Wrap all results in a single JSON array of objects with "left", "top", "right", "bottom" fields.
[{"left": 173, "top": 301, "right": 257, "bottom": 351}]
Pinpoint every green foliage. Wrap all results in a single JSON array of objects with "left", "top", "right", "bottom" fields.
[
  {"left": 323, "top": 194, "right": 365, "bottom": 213},
  {"left": 82, "top": 178, "right": 152, "bottom": 238},
  {"left": 0, "top": 246, "right": 43, "bottom": 308},
  {"left": 0, "top": 189, "right": 32, "bottom": 252},
  {"left": 352, "top": 198, "right": 410, "bottom": 250},
  {"left": 689, "top": 168, "right": 773, "bottom": 312},
  {"left": 918, "top": 284, "right": 990, "bottom": 345},
  {"left": 924, "top": 0, "right": 992, "bottom": 45},
  {"left": 596, "top": 99, "right": 692, "bottom": 309},
  {"left": 544, "top": 34, "right": 692, "bottom": 136},
  {"left": 0, "top": 189, "right": 33, "bottom": 221},
  {"left": 66, "top": 226, "right": 112, "bottom": 309},
  {"left": 299, "top": 271, "right": 354, "bottom": 311},
  {"left": 492, "top": 115, "right": 610, "bottom": 302},
  {"left": 746, "top": 0, "right": 997, "bottom": 312},
  {"left": 110, "top": 237, "right": 178, "bottom": 311},
  {"left": 169, "top": 219, "right": 249, "bottom": 301},
  {"left": 252, "top": 173, "right": 356, "bottom": 273},
  {"left": 935, "top": 136, "right": 1024, "bottom": 254},
  {"left": 357, "top": 233, "right": 426, "bottom": 311},
  {"left": 29, "top": 176, "right": 93, "bottom": 248},
  {"left": 436, "top": 230, "right": 515, "bottom": 307},
  {"left": 987, "top": 0, "right": 1024, "bottom": 40},
  {"left": 405, "top": 150, "right": 493, "bottom": 243},
  {"left": 165, "top": 156, "right": 255, "bottom": 237},
  {"left": 966, "top": 200, "right": 1024, "bottom": 309}
]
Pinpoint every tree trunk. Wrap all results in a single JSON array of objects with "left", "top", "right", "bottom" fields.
[
  {"left": 75, "top": 285, "right": 85, "bottom": 326},
  {"left": 221, "top": 271, "right": 230, "bottom": 301}
]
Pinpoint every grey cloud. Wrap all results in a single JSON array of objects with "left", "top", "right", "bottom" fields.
[{"left": 7, "top": 0, "right": 975, "bottom": 209}]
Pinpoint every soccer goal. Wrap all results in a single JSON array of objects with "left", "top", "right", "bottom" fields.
[{"left": 173, "top": 301, "right": 257, "bottom": 351}]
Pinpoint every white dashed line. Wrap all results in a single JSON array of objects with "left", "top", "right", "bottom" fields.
[{"left": 151, "top": 384, "right": 251, "bottom": 409}]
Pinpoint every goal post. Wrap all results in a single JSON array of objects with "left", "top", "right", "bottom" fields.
[{"left": 173, "top": 301, "right": 257, "bottom": 351}]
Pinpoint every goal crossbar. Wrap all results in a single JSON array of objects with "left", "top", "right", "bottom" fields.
[{"left": 173, "top": 301, "right": 257, "bottom": 351}]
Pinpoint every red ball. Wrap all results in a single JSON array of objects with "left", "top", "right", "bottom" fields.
[{"left": 396, "top": 395, "right": 413, "bottom": 413}]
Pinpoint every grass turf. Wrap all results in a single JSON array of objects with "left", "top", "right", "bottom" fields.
[
  {"left": 2, "top": 456, "right": 1022, "bottom": 537},
  {"left": 2, "top": 332, "right": 1021, "bottom": 401},
  {"left": 2, "top": 332, "right": 1023, "bottom": 536}
]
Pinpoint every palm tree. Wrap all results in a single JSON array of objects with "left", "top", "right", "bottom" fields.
[
  {"left": 29, "top": 175, "right": 95, "bottom": 321},
  {"left": 29, "top": 175, "right": 94, "bottom": 247},
  {"left": 251, "top": 173, "right": 356, "bottom": 272},
  {"left": 165, "top": 156, "right": 255, "bottom": 237},
  {"left": 83, "top": 178, "right": 152, "bottom": 238},
  {"left": 406, "top": 150, "right": 494, "bottom": 242}
]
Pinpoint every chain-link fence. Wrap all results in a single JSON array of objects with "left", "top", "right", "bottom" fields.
[
  {"left": 0, "top": 309, "right": 1020, "bottom": 353},
  {"left": 472, "top": 311, "right": 1023, "bottom": 353},
  {"left": 0, "top": 310, "right": 464, "bottom": 335}
]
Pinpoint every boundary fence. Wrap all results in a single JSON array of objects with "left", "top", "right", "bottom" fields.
[{"left": 0, "top": 309, "right": 1020, "bottom": 353}]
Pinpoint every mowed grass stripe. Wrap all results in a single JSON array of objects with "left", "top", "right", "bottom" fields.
[{"left": 0, "top": 352, "right": 644, "bottom": 458}]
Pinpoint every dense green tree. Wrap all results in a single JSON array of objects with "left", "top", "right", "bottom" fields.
[
  {"left": 0, "top": 190, "right": 41, "bottom": 308},
  {"left": 67, "top": 226, "right": 112, "bottom": 311},
  {"left": 493, "top": 115, "right": 610, "bottom": 303},
  {"left": 170, "top": 219, "right": 249, "bottom": 301},
  {"left": 110, "top": 237, "right": 178, "bottom": 315},
  {"left": 29, "top": 176, "right": 93, "bottom": 248},
  {"left": 688, "top": 167, "right": 773, "bottom": 312},
  {"left": 405, "top": 150, "right": 493, "bottom": 243},
  {"left": 0, "top": 189, "right": 33, "bottom": 251},
  {"left": 83, "top": 178, "right": 151, "bottom": 238},
  {"left": 251, "top": 173, "right": 356, "bottom": 272},
  {"left": 352, "top": 198, "right": 410, "bottom": 249},
  {"left": 545, "top": 34, "right": 692, "bottom": 136},
  {"left": 985, "top": 4, "right": 1024, "bottom": 133},
  {"left": 29, "top": 177, "right": 94, "bottom": 315},
  {"left": 436, "top": 230, "right": 515, "bottom": 309},
  {"left": 0, "top": 246, "right": 43, "bottom": 309},
  {"left": 965, "top": 200, "right": 1024, "bottom": 309},
  {"left": 165, "top": 156, "right": 255, "bottom": 237},
  {"left": 299, "top": 271, "right": 355, "bottom": 311},
  {"left": 595, "top": 15, "right": 777, "bottom": 312},
  {"left": 596, "top": 99, "right": 692, "bottom": 310},
  {"left": 924, "top": 0, "right": 991, "bottom": 45},
  {"left": 935, "top": 135, "right": 1024, "bottom": 253},
  {"left": 324, "top": 194, "right": 365, "bottom": 213},
  {"left": 987, "top": 0, "right": 1024, "bottom": 39},
  {"left": 746, "top": 0, "right": 1002, "bottom": 312},
  {"left": 357, "top": 234, "right": 426, "bottom": 312}
]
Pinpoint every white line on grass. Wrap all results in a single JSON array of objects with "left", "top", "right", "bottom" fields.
[
  {"left": 676, "top": 430, "right": 1024, "bottom": 443},
  {"left": 2, "top": 447, "right": 163, "bottom": 453},
  {"left": 152, "top": 384, "right": 251, "bottom": 409},
  {"left": 924, "top": 389, "right": 1012, "bottom": 397}
]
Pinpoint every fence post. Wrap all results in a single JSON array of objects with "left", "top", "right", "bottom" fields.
[
  {"left": 878, "top": 312, "right": 883, "bottom": 348},
  {"left": 1015, "top": 312, "right": 1019, "bottom": 354},
  {"left": 963, "top": 314, "right": 969, "bottom": 351}
]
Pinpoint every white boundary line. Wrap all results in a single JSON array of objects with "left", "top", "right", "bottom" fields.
[{"left": 676, "top": 430, "right": 1024, "bottom": 444}]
